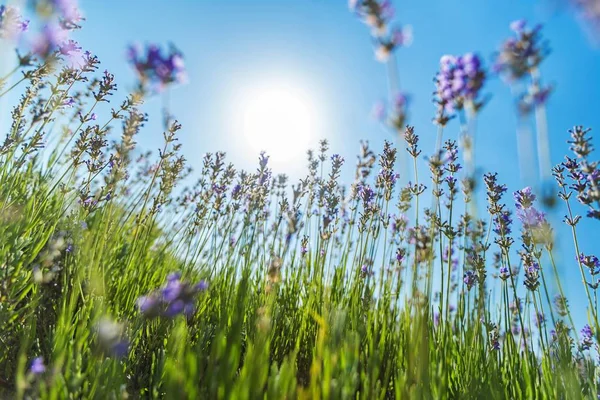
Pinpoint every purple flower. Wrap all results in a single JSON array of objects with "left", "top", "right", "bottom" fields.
[
  {"left": 231, "top": 184, "right": 242, "bottom": 199},
  {"left": 31, "top": 23, "right": 69, "bottom": 58},
  {"left": 581, "top": 324, "right": 594, "bottom": 350},
  {"left": 162, "top": 278, "right": 183, "bottom": 302},
  {"left": 523, "top": 257, "right": 540, "bottom": 291},
  {"left": 127, "top": 42, "right": 187, "bottom": 92},
  {"left": 390, "top": 25, "right": 413, "bottom": 47},
  {"left": 58, "top": 39, "right": 81, "bottom": 56},
  {"left": 578, "top": 253, "right": 600, "bottom": 275},
  {"left": 513, "top": 187, "right": 549, "bottom": 232},
  {"left": 499, "top": 265, "right": 510, "bottom": 280},
  {"left": 357, "top": 183, "right": 375, "bottom": 206},
  {"left": 137, "top": 273, "right": 208, "bottom": 319},
  {"left": 493, "top": 210, "right": 513, "bottom": 236},
  {"left": 62, "top": 97, "right": 76, "bottom": 108},
  {"left": 516, "top": 205, "right": 546, "bottom": 230},
  {"left": 434, "top": 52, "right": 486, "bottom": 113},
  {"left": 110, "top": 340, "right": 130, "bottom": 358},
  {"left": 136, "top": 294, "right": 161, "bottom": 316},
  {"left": 96, "top": 317, "right": 129, "bottom": 358},
  {"left": 50, "top": 0, "right": 82, "bottom": 26},
  {"left": 463, "top": 270, "right": 477, "bottom": 290},
  {"left": 195, "top": 280, "right": 209, "bottom": 292},
  {"left": 352, "top": 0, "right": 394, "bottom": 35},
  {"left": 433, "top": 312, "right": 440, "bottom": 327},
  {"left": 164, "top": 299, "right": 185, "bottom": 317},
  {"left": 395, "top": 248, "right": 405, "bottom": 263},
  {"left": 535, "top": 312, "right": 546, "bottom": 328},
  {"left": 0, "top": 5, "right": 28, "bottom": 39},
  {"left": 30, "top": 357, "right": 46, "bottom": 375},
  {"left": 494, "top": 20, "right": 548, "bottom": 82}
]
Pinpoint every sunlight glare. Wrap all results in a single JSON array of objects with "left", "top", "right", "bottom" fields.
[{"left": 237, "top": 83, "right": 317, "bottom": 167}]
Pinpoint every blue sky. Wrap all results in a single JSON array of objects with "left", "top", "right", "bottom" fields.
[{"left": 2, "top": 0, "right": 600, "bottom": 327}]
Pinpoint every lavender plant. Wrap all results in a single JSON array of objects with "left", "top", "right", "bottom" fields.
[{"left": 0, "top": 1, "right": 599, "bottom": 399}]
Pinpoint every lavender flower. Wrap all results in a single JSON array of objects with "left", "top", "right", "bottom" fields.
[
  {"left": 351, "top": 0, "right": 395, "bottom": 36},
  {"left": 535, "top": 312, "right": 546, "bottom": 328},
  {"left": 514, "top": 187, "right": 552, "bottom": 244},
  {"left": 96, "top": 317, "right": 129, "bottom": 358},
  {"left": 360, "top": 264, "right": 373, "bottom": 277},
  {"left": 31, "top": 23, "right": 71, "bottom": 58},
  {"left": 522, "top": 253, "right": 540, "bottom": 291},
  {"left": 0, "top": 5, "right": 29, "bottom": 39},
  {"left": 127, "top": 42, "right": 187, "bottom": 92},
  {"left": 374, "top": 24, "right": 412, "bottom": 62},
  {"left": 463, "top": 270, "right": 477, "bottom": 290},
  {"left": 499, "top": 265, "right": 510, "bottom": 281},
  {"left": 514, "top": 186, "right": 536, "bottom": 209},
  {"left": 30, "top": 357, "right": 46, "bottom": 375},
  {"left": 581, "top": 324, "right": 594, "bottom": 351},
  {"left": 579, "top": 253, "right": 600, "bottom": 275},
  {"left": 493, "top": 20, "right": 549, "bottom": 82},
  {"left": 563, "top": 126, "right": 600, "bottom": 219},
  {"left": 434, "top": 52, "right": 486, "bottom": 114},
  {"left": 137, "top": 273, "right": 208, "bottom": 318}
]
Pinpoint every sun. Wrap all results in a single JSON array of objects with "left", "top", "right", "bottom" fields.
[{"left": 237, "top": 83, "right": 317, "bottom": 167}]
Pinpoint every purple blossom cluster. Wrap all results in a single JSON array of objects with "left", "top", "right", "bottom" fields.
[
  {"left": 137, "top": 272, "right": 208, "bottom": 318},
  {"left": 96, "top": 317, "right": 129, "bottom": 358},
  {"left": 374, "top": 25, "right": 412, "bottom": 62},
  {"left": 535, "top": 312, "right": 546, "bottom": 328},
  {"left": 30, "top": 357, "right": 46, "bottom": 375},
  {"left": 127, "top": 43, "right": 187, "bottom": 92},
  {"left": 434, "top": 53, "right": 486, "bottom": 114},
  {"left": 499, "top": 265, "right": 511, "bottom": 281},
  {"left": 349, "top": 1, "right": 411, "bottom": 62},
  {"left": 24, "top": 0, "right": 85, "bottom": 60},
  {"left": 521, "top": 253, "right": 540, "bottom": 291},
  {"left": 494, "top": 20, "right": 553, "bottom": 115},
  {"left": 578, "top": 253, "right": 600, "bottom": 276},
  {"left": 557, "top": 127, "right": 600, "bottom": 219},
  {"left": 463, "top": 270, "right": 477, "bottom": 290},
  {"left": 349, "top": 0, "right": 395, "bottom": 36},
  {"left": 514, "top": 187, "right": 548, "bottom": 231},
  {"left": 580, "top": 324, "right": 594, "bottom": 351},
  {"left": 493, "top": 20, "right": 549, "bottom": 82},
  {"left": 0, "top": 5, "right": 29, "bottom": 39},
  {"left": 360, "top": 264, "right": 374, "bottom": 277}
]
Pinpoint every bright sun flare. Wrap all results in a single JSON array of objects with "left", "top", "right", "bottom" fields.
[{"left": 238, "top": 84, "right": 316, "bottom": 166}]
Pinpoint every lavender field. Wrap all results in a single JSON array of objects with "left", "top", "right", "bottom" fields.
[{"left": 1, "top": 0, "right": 600, "bottom": 398}]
